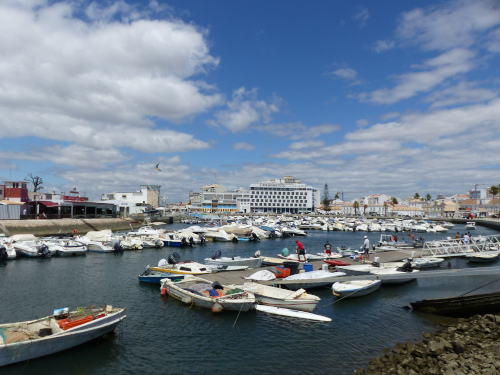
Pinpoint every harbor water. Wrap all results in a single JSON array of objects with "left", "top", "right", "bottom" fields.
[{"left": 1, "top": 223, "right": 500, "bottom": 374}]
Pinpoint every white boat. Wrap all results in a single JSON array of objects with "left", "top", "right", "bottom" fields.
[
  {"left": 160, "top": 275, "right": 255, "bottom": 312},
  {"left": 465, "top": 222, "right": 476, "bottom": 230},
  {"left": 152, "top": 254, "right": 211, "bottom": 275},
  {"left": 262, "top": 270, "right": 346, "bottom": 290},
  {"left": 238, "top": 282, "right": 320, "bottom": 312},
  {"left": 75, "top": 230, "right": 119, "bottom": 253},
  {"left": 13, "top": 240, "right": 55, "bottom": 258},
  {"left": 370, "top": 268, "right": 419, "bottom": 284},
  {"left": 0, "top": 242, "right": 17, "bottom": 260},
  {"left": 332, "top": 279, "right": 382, "bottom": 298},
  {"left": 281, "top": 227, "right": 307, "bottom": 236},
  {"left": 205, "top": 250, "right": 263, "bottom": 268},
  {"left": 255, "top": 305, "right": 331, "bottom": 322},
  {"left": 411, "top": 257, "right": 445, "bottom": 269},
  {"left": 46, "top": 239, "right": 88, "bottom": 256},
  {"left": 0, "top": 306, "right": 126, "bottom": 367},
  {"left": 316, "top": 252, "right": 343, "bottom": 259},
  {"left": 127, "top": 225, "right": 166, "bottom": 236},
  {"left": 466, "top": 252, "right": 499, "bottom": 263},
  {"left": 205, "top": 264, "right": 249, "bottom": 272}
]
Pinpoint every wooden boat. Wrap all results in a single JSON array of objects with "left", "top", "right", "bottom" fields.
[
  {"left": 138, "top": 266, "right": 185, "bottom": 284},
  {"left": 411, "top": 291, "right": 500, "bottom": 317},
  {"left": 466, "top": 252, "right": 499, "bottom": 263},
  {"left": 332, "top": 280, "right": 382, "bottom": 298},
  {"left": 324, "top": 259, "right": 351, "bottom": 267},
  {"left": 238, "top": 282, "right": 320, "bottom": 312},
  {"left": 160, "top": 275, "right": 256, "bottom": 312},
  {"left": 0, "top": 305, "right": 126, "bottom": 367},
  {"left": 255, "top": 305, "right": 331, "bottom": 322}
]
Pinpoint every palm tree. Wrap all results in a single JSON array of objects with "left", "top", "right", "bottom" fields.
[
  {"left": 363, "top": 204, "right": 368, "bottom": 216},
  {"left": 383, "top": 202, "right": 388, "bottom": 216},
  {"left": 353, "top": 201, "right": 359, "bottom": 215},
  {"left": 490, "top": 185, "right": 499, "bottom": 215},
  {"left": 322, "top": 183, "right": 331, "bottom": 212},
  {"left": 425, "top": 194, "right": 432, "bottom": 202},
  {"left": 392, "top": 197, "right": 398, "bottom": 205},
  {"left": 414, "top": 193, "right": 420, "bottom": 200}
]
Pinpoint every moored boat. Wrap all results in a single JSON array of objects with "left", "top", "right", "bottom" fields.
[
  {"left": 332, "top": 279, "right": 382, "bottom": 298},
  {"left": 160, "top": 275, "right": 256, "bottom": 312},
  {"left": 0, "top": 305, "right": 126, "bottom": 367}
]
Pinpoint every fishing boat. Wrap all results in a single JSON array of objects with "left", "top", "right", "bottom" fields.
[
  {"left": 138, "top": 266, "right": 185, "bottom": 284},
  {"left": 410, "top": 291, "right": 500, "bottom": 317},
  {"left": 0, "top": 305, "right": 126, "bottom": 367},
  {"left": 332, "top": 279, "right": 382, "bottom": 298},
  {"left": 160, "top": 275, "right": 256, "bottom": 312},
  {"left": 238, "top": 282, "right": 320, "bottom": 312},
  {"left": 255, "top": 305, "right": 331, "bottom": 322}
]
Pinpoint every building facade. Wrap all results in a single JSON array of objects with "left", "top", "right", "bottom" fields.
[{"left": 249, "top": 176, "right": 318, "bottom": 214}]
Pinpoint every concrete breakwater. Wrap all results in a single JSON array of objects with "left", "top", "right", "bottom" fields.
[
  {"left": 354, "top": 313, "right": 500, "bottom": 375},
  {"left": 0, "top": 218, "right": 147, "bottom": 236}
]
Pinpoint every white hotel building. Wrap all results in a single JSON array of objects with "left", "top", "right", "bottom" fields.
[{"left": 248, "top": 176, "right": 319, "bottom": 214}]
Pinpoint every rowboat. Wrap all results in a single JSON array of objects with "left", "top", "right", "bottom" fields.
[
  {"left": 0, "top": 306, "right": 126, "bottom": 367},
  {"left": 160, "top": 275, "right": 256, "bottom": 312},
  {"left": 411, "top": 291, "right": 500, "bottom": 317},
  {"left": 324, "top": 260, "right": 351, "bottom": 267},
  {"left": 255, "top": 305, "right": 331, "bottom": 322},
  {"left": 238, "top": 282, "right": 321, "bottom": 312},
  {"left": 332, "top": 279, "right": 382, "bottom": 298}
]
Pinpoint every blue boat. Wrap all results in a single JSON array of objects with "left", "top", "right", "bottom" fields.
[{"left": 138, "top": 267, "right": 185, "bottom": 284}]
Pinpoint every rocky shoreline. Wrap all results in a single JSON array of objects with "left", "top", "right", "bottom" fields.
[{"left": 354, "top": 313, "right": 500, "bottom": 375}]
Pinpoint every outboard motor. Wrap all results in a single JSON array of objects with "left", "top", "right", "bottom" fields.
[
  {"left": 38, "top": 244, "right": 50, "bottom": 257},
  {"left": 180, "top": 237, "right": 188, "bottom": 247},
  {"left": 142, "top": 265, "right": 151, "bottom": 276},
  {"left": 188, "top": 236, "right": 195, "bottom": 246},
  {"left": 252, "top": 232, "right": 259, "bottom": 241},
  {"left": 199, "top": 235, "right": 206, "bottom": 244},
  {"left": 212, "top": 281, "right": 223, "bottom": 290},
  {"left": 168, "top": 252, "right": 181, "bottom": 265},
  {"left": 397, "top": 261, "right": 413, "bottom": 273},
  {"left": 111, "top": 238, "right": 123, "bottom": 252},
  {"left": 0, "top": 245, "right": 7, "bottom": 261},
  {"left": 254, "top": 250, "right": 261, "bottom": 258},
  {"left": 154, "top": 239, "right": 163, "bottom": 248},
  {"left": 211, "top": 250, "right": 222, "bottom": 260}
]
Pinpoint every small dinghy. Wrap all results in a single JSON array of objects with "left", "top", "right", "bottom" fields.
[
  {"left": 324, "top": 259, "right": 351, "bottom": 267},
  {"left": 255, "top": 305, "right": 331, "bottom": 322},
  {"left": 332, "top": 279, "right": 382, "bottom": 298},
  {"left": 465, "top": 252, "right": 499, "bottom": 263}
]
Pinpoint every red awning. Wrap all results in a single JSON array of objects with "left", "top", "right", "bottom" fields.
[{"left": 39, "top": 201, "right": 59, "bottom": 207}]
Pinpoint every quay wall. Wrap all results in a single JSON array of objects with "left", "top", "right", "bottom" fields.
[{"left": 0, "top": 218, "right": 146, "bottom": 237}]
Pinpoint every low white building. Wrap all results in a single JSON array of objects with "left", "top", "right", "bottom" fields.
[{"left": 101, "top": 185, "right": 160, "bottom": 216}]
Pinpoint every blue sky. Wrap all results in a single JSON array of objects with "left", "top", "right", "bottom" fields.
[{"left": 1, "top": 0, "right": 499, "bottom": 203}]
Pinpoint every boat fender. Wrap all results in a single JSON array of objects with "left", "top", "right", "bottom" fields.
[
  {"left": 332, "top": 290, "right": 341, "bottom": 297},
  {"left": 212, "top": 302, "right": 223, "bottom": 313},
  {"left": 161, "top": 288, "right": 167, "bottom": 295}
]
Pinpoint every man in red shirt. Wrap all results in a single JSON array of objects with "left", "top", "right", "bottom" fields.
[{"left": 295, "top": 239, "right": 307, "bottom": 262}]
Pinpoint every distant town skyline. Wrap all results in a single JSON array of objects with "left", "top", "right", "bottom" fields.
[{"left": 1, "top": 0, "right": 499, "bottom": 203}]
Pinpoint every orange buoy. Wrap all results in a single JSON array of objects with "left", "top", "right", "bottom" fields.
[{"left": 161, "top": 288, "right": 167, "bottom": 295}]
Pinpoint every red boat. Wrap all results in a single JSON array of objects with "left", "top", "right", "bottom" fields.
[{"left": 324, "top": 260, "right": 351, "bottom": 267}]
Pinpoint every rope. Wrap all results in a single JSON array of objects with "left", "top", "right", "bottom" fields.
[
  {"left": 459, "top": 278, "right": 500, "bottom": 297},
  {"left": 233, "top": 301, "right": 244, "bottom": 327},
  {"left": 315, "top": 289, "right": 363, "bottom": 310}
]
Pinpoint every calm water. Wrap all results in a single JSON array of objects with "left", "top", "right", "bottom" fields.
[{"left": 1, "top": 223, "right": 499, "bottom": 375}]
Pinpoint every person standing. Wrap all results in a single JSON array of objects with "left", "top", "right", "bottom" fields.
[
  {"left": 324, "top": 241, "right": 332, "bottom": 255},
  {"left": 363, "top": 236, "right": 370, "bottom": 260},
  {"left": 295, "top": 239, "right": 307, "bottom": 262}
]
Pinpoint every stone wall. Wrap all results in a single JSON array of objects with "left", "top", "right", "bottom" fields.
[{"left": 0, "top": 218, "right": 145, "bottom": 236}]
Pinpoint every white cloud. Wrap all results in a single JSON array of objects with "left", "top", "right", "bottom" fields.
[
  {"left": 424, "top": 81, "right": 498, "bottom": 108},
  {"left": 396, "top": 0, "right": 500, "bottom": 51},
  {"left": 289, "top": 140, "right": 325, "bottom": 151},
  {"left": 357, "top": 119, "right": 369, "bottom": 127},
  {"left": 257, "top": 122, "right": 340, "bottom": 140},
  {"left": 331, "top": 68, "right": 358, "bottom": 80},
  {"left": 374, "top": 40, "right": 395, "bottom": 53},
  {"left": 210, "top": 87, "right": 280, "bottom": 133},
  {"left": 359, "top": 49, "right": 475, "bottom": 104},
  {"left": 232, "top": 142, "right": 255, "bottom": 151},
  {"left": 353, "top": 7, "right": 370, "bottom": 27}
]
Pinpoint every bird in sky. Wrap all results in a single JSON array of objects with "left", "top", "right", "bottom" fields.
[{"left": 155, "top": 163, "right": 161, "bottom": 171}]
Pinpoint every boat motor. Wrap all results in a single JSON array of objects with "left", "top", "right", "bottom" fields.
[
  {"left": 38, "top": 244, "right": 50, "bottom": 257},
  {"left": 0, "top": 245, "right": 7, "bottom": 261},
  {"left": 111, "top": 238, "right": 123, "bottom": 252},
  {"left": 168, "top": 252, "right": 181, "bottom": 264},
  {"left": 211, "top": 250, "right": 222, "bottom": 260},
  {"left": 254, "top": 250, "right": 261, "bottom": 258},
  {"left": 188, "top": 236, "right": 195, "bottom": 246},
  {"left": 142, "top": 265, "right": 151, "bottom": 276}
]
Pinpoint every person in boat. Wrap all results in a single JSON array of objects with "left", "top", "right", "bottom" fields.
[
  {"left": 363, "top": 236, "right": 370, "bottom": 260},
  {"left": 295, "top": 239, "right": 307, "bottom": 262},
  {"left": 324, "top": 241, "right": 332, "bottom": 255}
]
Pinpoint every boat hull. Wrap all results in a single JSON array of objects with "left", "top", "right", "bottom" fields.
[
  {"left": 411, "top": 292, "right": 500, "bottom": 317},
  {"left": 0, "top": 308, "right": 126, "bottom": 367}
]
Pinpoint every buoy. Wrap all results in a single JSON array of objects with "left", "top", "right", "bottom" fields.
[
  {"left": 212, "top": 302, "right": 223, "bottom": 313},
  {"left": 161, "top": 288, "right": 167, "bottom": 295}
]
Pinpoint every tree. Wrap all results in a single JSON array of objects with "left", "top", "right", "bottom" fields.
[
  {"left": 392, "top": 197, "right": 398, "bottom": 205},
  {"left": 490, "top": 185, "right": 499, "bottom": 215},
  {"left": 414, "top": 193, "right": 420, "bottom": 200},
  {"left": 425, "top": 194, "right": 432, "bottom": 202},
  {"left": 25, "top": 173, "right": 43, "bottom": 192},
  {"left": 363, "top": 204, "right": 368, "bottom": 215},
  {"left": 352, "top": 201, "right": 359, "bottom": 215},
  {"left": 383, "top": 202, "right": 388, "bottom": 216},
  {"left": 322, "top": 183, "right": 331, "bottom": 211}
]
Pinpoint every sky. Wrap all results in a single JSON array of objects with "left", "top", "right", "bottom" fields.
[{"left": 1, "top": 0, "right": 500, "bottom": 204}]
